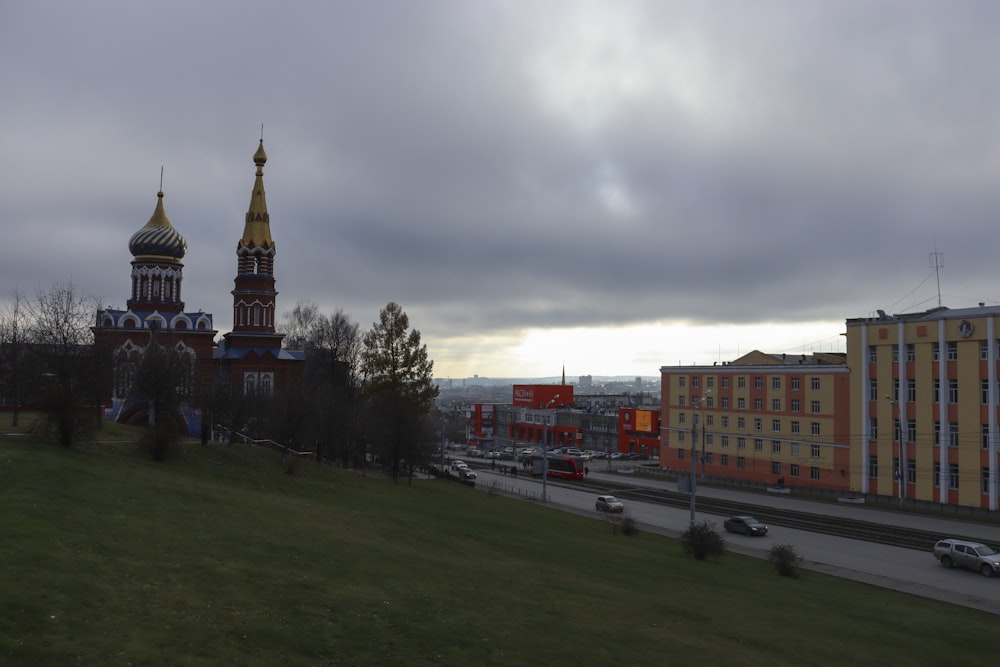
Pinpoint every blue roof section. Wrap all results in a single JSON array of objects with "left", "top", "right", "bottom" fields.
[{"left": 213, "top": 345, "right": 304, "bottom": 361}]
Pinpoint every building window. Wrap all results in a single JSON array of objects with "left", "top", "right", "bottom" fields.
[
  {"left": 869, "top": 417, "right": 877, "bottom": 440},
  {"left": 679, "top": 395, "right": 687, "bottom": 407},
  {"left": 981, "top": 340, "right": 989, "bottom": 360},
  {"left": 771, "top": 462, "right": 781, "bottom": 475},
  {"left": 738, "top": 437, "right": 746, "bottom": 450},
  {"left": 810, "top": 467, "right": 820, "bottom": 480},
  {"left": 679, "top": 377, "right": 686, "bottom": 387},
  {"left": 950, "top": 464, "right": 959, "bottom": 489},
  {"left": 947, "top": 342, "right": 958, "bottom": 361},
  {"left": 811, "top": 422, "right": 821, "bottom": 436},
  {"left": 811, "top": 444, "right": 820, "bottom": 458},
  {"left": 772, "top": 398, "right": 781, "bottom": 411},
  {"left": 982, "top": 380, "right": 989, "bottom": 405},
  {"left": 754, "top": 398, "right": 763, "bottom": 410},
  {"left": 721, "top": 416, "right": 729, "bottom": 428},
  {"left": 772, "top": 440, "right": 781, "bottom": 453},
  {"left": 949, "top": 422, "right": 959, "bottom": 447},
  {"left": 892, "top": 346, "right": 899, "bottom": 363},
  {"left": 737, "top": 398, "right": 746, "bottom": 410},
  {"left": 983, "top": 424, "right": 990, "bottom": 450},
  {"left": 907, "top": 459, "right": 915, "bottom": 484},
  {"left": 906, "top": 343, "right": 915, "bottom": 362},
  {"left": 810, "top": 400, "right": 820, "bottom": 414},
  {"left": 869, "top": 455, "right": 878, "bottom": 479},
  {"left": 810, "top": 377, "right": 821, "bottom": 391},
  {"left": 679, "top": 413, "right": 687, "bottom": 424},
  {"left": 754, "top": 418, "right": 762, "bottom": 431},
  {"left": 771, "top": 377, "right": 781, "bottom": 390},
  {"left": 693, "top": 376, "right": 700, "bottom": 389},
  {"left": 738, "top": 376, "right": 746, "bottom": 389},
  {"left": 869, "top": 379, "right": 878, "bottom": 402},
  {"left": 721, "top": 436, "right": 728, "bottom": 448},
  {"left": 737, "top": 417, "right": 745, "bottom": 430},
  {"left": 791, "top": 399, "right": 800, "bottom": 412},
  {"left": 907, "top": 379, "right": 915, "bottom": 402},
  {"left": 948, "top": 379, "right": 958, "bottom": 404},
  {"left": 706, "top": 377, "right": 714, "bottom": 389},
  {"left": 791, "top": 443, "right": 799, "bottom": 456},
  {"left": 706, "top": 415, "right": 714, "bottom": 426},
  {"left": 932, "top": 342, "right": 940, "bottom": 361},
  {"left": 721, "top": 397, "right": 729, "bottom": 408},
  {"left": 771, "top": 419, "right": 781, "bottom": 432},
  {"left": 983, "top": 467, "right": 991, "bottom": 493},
  {"left": 868, "top": 345, "right": 877, "bottom": 362},
  {"left": 791, "top": 420, "right": 800, "bottom": 434},
  {"left": 790, "top": 463, "right": 800, "bottom": 477},
  {"left": 934, "top": 421, "right": 940, "bottom": 445},
  {"left": 754, "top": 439, "right": 763, "bottom": 452},
  {"left": 933, "top": 462, "right": 940, "bottom": 487},
  {"left": 737, "top": 457, "right": 746, "bottom": 469},
  {"left": 721, "top": 454, "right": 729, "bottom": 466},
  {"left": 722, "top": 377, "right": 730, "bottom": 389},
  {"left": 907, "top": 419, "right": 916, "bottom": 443},
  {"left": 705, "top": 434, "right": 713, "bottom": 446},
  {"left": 933, "top": 379, "right": 940, "bottom": 404},
  {"left": 754, "top": 376, "right": 763, "bottom": 389}
]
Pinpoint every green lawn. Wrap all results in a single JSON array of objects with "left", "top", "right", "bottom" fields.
[{"left": 0, "top": 423, "right": 995, "bottom": 666}]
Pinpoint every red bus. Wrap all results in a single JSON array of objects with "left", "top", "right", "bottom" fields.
[{"left": 530, "top": 455, "right": 585, "bottom": 480}]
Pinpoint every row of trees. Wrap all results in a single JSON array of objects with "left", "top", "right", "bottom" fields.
[
  {"left": 271, "top": 300, "right": 440, "bottom": 482},
  {"left": 0, "top": 283, "right": 441, "bottom": 479}
]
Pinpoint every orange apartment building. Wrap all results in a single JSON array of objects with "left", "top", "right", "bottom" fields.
[{"left": 660, "top": 351, "right": 852, "bottom": 491}]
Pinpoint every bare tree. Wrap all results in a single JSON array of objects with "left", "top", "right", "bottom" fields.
[
  {"left": 281, "top": 299, "right": 321, "bottom": 351},
  {"left": 0, "top": 289, "right": 31, "bottom": 427},
  {"left": 132, "top": 329, "right": 194, "bottom": 460},
  {"left": 360, "top": 302, "right": 438, "bottom": 482},
  {"left": 29, "top": 281, "right": 95, "bottom": 446}
]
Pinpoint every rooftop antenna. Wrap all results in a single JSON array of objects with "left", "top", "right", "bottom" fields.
[{"left": 929, "top": 250, "right": 944, "bottom": 307}]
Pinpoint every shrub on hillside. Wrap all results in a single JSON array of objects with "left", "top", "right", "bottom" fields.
[
  {"left": 608, "top": 510, "right": 640, "bottom": 537},
  {"left": 680, "top": 520, "right": 725, "bottom": 560},
  {"left": 768, "top": 544, "right": 803, "bottom": 577}
]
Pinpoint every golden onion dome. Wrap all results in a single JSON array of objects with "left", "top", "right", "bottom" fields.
[{"left": 129, "top": 190, "right": 187, "bottom": 261}]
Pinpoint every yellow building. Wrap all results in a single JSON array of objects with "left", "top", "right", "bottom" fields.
[
  {"left": 659, "top": 351, "right": 851, "bottom": 491},
  {"left": 846, "top": 306, "right": 1000, "bottom": 509}
]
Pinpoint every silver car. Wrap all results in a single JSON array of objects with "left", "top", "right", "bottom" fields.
[
  {"left": 595, "top": 495, "right": 624, "bottom": 513},
  {"left": 933, "top": 538, "right": 1000, "bottom": 577}
]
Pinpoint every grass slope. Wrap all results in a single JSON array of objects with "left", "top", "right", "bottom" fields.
[{"left": 0, "top": 427, "right": 995, "bottom": 666}]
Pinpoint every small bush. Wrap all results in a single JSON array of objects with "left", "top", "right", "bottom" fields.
[
  {"left": 680, "top": 521, "right": 725, "bottom": 560},
  {"left": 608, "top": 510, "right": 640, "bottom": 537},
  {"left": 768, "top": 544, "right": 803, "bottom": 577}
]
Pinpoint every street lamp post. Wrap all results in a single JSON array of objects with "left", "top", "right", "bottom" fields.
[
  {"left": 886, "top": 395, "right": 904, "bottom": 508},
  {"left": 541, "top": 395, "right": 559, "bottom": 502},
  {"left": 689, "top": 390, "right": 710, "bottom": 524}
]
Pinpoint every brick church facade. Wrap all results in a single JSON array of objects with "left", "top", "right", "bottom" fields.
[{"left": 94, "top": 141, "right": 303, "bottom": 435}]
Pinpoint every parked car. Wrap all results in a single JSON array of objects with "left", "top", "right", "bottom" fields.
[
  {"left": 450, "top": 460, "right": 468, "bottom": 470},
  {"left": 566, "top": 447, "right": 584, "bottom": 457},
  {"left": 723, "top": 516, "right": 768, "bottom": 536},
  {"left": 460, "top": 468, "right": 477, "bottom": 481},
  {"left": 595, "top": 495, "right": 625, "bottom": 513},
  {"left": 933, "top": 538, "right": 1000, "bottom": 577}
]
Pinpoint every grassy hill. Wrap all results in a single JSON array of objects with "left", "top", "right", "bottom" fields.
[{"left": 0, "top": 421, "right": 995, "bottom": 666}]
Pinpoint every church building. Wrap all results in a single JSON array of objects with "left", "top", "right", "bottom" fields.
[{"left": 94, "top": 140, "right": 303, "bottom": 435}]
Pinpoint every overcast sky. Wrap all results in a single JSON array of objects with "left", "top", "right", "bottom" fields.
[{"left": 4, "top": 1, "right": 1000, "bottom": 379}]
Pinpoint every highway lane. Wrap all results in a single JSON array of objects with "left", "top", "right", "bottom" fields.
[{"left": 466, "top": 466, "right": 1000, "bottom": 615}]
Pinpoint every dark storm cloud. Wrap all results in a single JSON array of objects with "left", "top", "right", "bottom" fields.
[{"left": 4, "top": 0, "right": 1000, "bottom": 375}]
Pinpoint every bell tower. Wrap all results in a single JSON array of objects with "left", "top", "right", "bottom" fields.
[{"left": 225, "top": 140, "right": 283, "bottom": 349}]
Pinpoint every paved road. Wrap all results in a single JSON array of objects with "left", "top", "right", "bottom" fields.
[{"left": 466, "top": 464, "right": 1000, "bottom": 615}]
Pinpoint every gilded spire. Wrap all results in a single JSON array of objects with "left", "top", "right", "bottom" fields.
[{"left": 241, "top": 139, "right": 273, "bottom": 248}]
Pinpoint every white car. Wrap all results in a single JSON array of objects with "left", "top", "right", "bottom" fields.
[{"left": 450, "top": 460, "right": 468, "bottom": 470}]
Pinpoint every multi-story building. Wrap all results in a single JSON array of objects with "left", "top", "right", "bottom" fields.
[
  {"left": 846, "top": 305, "right": 1000, "bottom": 509},
  {"left": 660, "top": 351, "right": 851, "bottom": 491}
]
